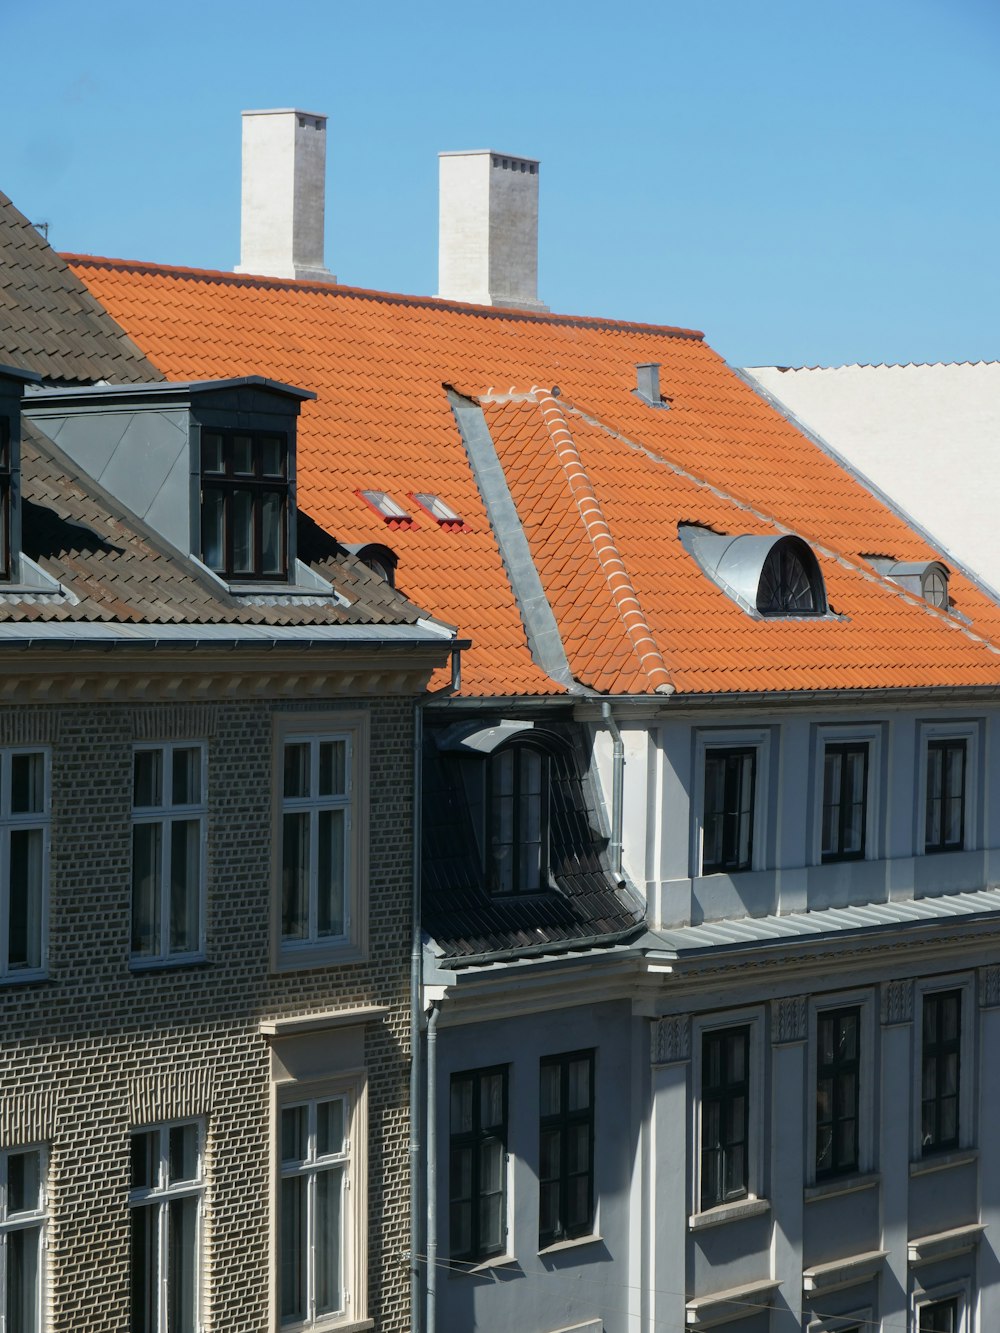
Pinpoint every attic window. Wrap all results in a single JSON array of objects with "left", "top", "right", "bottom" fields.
[
  {"left": 201, "top": 431, "right": 288, "bottom": 580},
  {"left": 0, "top": 418, "right": 9, "bottom": 580},
  {"left": 865, "top": 557, "right": 950, "bottom": 610},
  {"left": 679, "top": 527, "right": 828, "bottom": 619},
  {"left": 358, "top": 490, "right": 413, "bottom": 527},
  {"left": 412, "top": 493, "right": 463, "bottom": 527},
  {"left": 756, "top": 539, "right": 825, "bottom": 615}
]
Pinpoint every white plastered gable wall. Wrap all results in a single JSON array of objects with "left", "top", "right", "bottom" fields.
[{"left": 745, "top": 362, "right": 1000, "bottom": 596}]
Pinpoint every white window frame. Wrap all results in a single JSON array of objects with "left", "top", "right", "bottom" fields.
[
  {"left": 912, "top": 1277, "right": 972, "bottom": 1333},
  {"left": 272, "top": 1072, "right": 367, "bottom": 1332},
  {"left": 692, "top": 728, "right": 772, "bottom": 877},
  {"left": 0, "top": 1143, "right": 46, "bottom": 1333},
  {"left": 0, "top": 748, "right": 50, "bottom": 982},
  {"left": 806, "top": 987, "right": 876, "bottom": 1186},
  {"left": 128, "top": 1119, "right": 205, "bottom": 1333},
  {"left": 130, "top": 743, "right": 208, "bottom": 967},
  {"left": 811, "top": 723, "right": 883, "bottom": 865},
  {"left": 690, "top": 1006, "right": 766, "bottom": 1220},
  {"left": 913, "top": 972, "right": 976, "bottom": 1159},
  {"left": 272, "top": 713, "right": 369, "bottom": 971},
  {"left": 916, "top": 720, "right": 981, "bottom": 855}
]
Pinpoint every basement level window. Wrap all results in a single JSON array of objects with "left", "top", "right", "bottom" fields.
[
  {"left": 412, "top": 493, "right": 463, "bottom": 527},
  {"left": 201, "top": 431, "right": 288, "bottom": 581},
  {"left": 358, "top": 490, "right": 413, "bottom": 526}
]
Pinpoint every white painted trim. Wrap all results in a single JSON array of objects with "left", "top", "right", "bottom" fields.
[
  {"left": 915, "top": 718, "right": 982, "bottom": 854},
  {"left": 811, "top": 723, "right": 884, "bottom": 864},
  {"left": 912, "top": 971, "right": 976, "bottom": 1159},
  {"left": 691, "top": 727, "right": 772, "bottom": 876},
  {"left": 911, "top": 1276, "right": 972, "bottom": 1333}
]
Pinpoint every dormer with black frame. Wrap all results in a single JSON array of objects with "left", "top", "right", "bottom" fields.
[
  {"left": 23, "top": 377, "right": 333, "bottom": 593},
  {"left": 679, "top": 526, "right": 828, "bottom": 618},
  {"left": 867, "top": 557, "right": 950, "bottom": 610},
  {"left": 0, "top": 364, "right": 42, "bottom": 584}
]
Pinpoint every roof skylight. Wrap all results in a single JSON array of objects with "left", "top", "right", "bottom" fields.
[
  {"left": 358, "top": 490, "right": 412, "bottom": 525},
  {"left": 412, "top": 493, "right": 463, "bottom": 526}
]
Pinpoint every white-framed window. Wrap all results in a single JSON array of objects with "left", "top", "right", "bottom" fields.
[
  {"left": 691, "top": 1007, "right": 765, "bottom": 1216},
  {"left": 692, "top": 729, "right": 772, "bottom": 877},
  {"left": 807, "top": 988, "right": 876, "bottom": 1184},
  {"left": 914, "top": 973, "right": 975, "bottom": 1159},
  {"left": 129, "top": 1120, "right": 204, "bottom": 1333},
  {"left": 131, "top": 744, "right": 208, "bottom": 965},
  {"left": 272, "top": 714, "right": 368, "bottom": 970},
  {"left": 274, "top": 1074, "right": 366, "bottom": 1330},
  {"left": 916, "top": 720, "right": 981, "bottom": 855},
  {"left": 0, "top": 1144, "right": 46, "bottom": 1333},
  {"left": 812, "top": 724, "right": 883, "bottom": 865},
  {"left": 0, "top": 749, "right": 49, "bottom": 982},
  {"left": 913, "top": 1279, "right": 971, "bottom": 1332}
]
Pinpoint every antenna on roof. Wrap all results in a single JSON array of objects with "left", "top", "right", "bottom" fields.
[{"left": 33, "top": 222, "right": 49, "bottom": 241}]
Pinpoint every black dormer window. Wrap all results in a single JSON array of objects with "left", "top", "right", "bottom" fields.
[
  {"left": 201, "top": 431, "right": 288, "bottom": 580},
  {"left": 756, "top": 537, "right": 826, "bottom": 615},
  {"left": 487, "top": 744, "right": 549, "bottom": 893},
  {"left": 0, "top": 418, "right": 10, "bottom": 579}
]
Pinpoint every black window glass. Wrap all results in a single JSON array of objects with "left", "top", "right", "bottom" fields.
[
  {"left": 925, "top": 739, "right": 966, "bottom": 852},
  {"left": 539, "top": 1050, "right": 594, "bottom": 1247},
  {"left": 701, "top": 1026, "right": 750, "bottom": 1210},
  {"left": 703, "top": 748, "right": 755, "bottom": 874},
  {"left": 815, "top": 1006, "right": 860, "bottom": 1178},
  {"left": 488, "top": 745, "right": 548, "bottom": 893},
  {"left": 922, "top": 989, "right": 961, "bottom": 1154},
  {"left": 449, "top": 1066, "right": 508, "bottom": 1261},
  {"left": 822, "top": 744, "right": 868, "bottom": 862},
  {"left": 200, "top": 430, "right": 288, "bottom": 581},
  {"left": 757, "top": 540, "right": 823, "bottom": 614}
]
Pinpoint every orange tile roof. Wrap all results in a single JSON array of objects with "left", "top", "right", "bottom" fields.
[{"left": 66, "top": 255, "right": 1000, "bottom": 697}]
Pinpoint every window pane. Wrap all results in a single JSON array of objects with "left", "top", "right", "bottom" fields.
[
  {"left": 280, "top": 1175, "right": 306, "bottom": 1322},
  {"left": 260, "top": 491, "right": 284, "bottom": 576},
  {"left": 131, "top": 1132, "right": 158, "bottom": 1191},
  {"left": 7, "top": 1150, "right": 41, "bottom": 1214},
  {"left": 10, "top": 754, "right": 43, "bottom": 815},
  {"left": 567, "top": 1058, "right": 591, "bottom": 1111},
  {"left": 315, "top": 1166, "right": 344, "bottom": 1316},
  {"left": 232, "top": 435, "right": 254, "bottom": 475},
  {"left": 540, "top": 1063, "right": 561, "bottom": 1117},
  {"left": 481, "top": 1074, "right": 504, "bottom": 1130},
  {"left": 281, "top": 1106, "right": 307, "bottom": 1165},
  {"left": 201, "top": 434, "right": 223, "bottom": 474},
  {"left": 134, "top": 750, "right": 163, "bottom": 809},
  {"left": 231, "top": 490, "right": 254, "bottom": 575},
  {"left": 281, "top": 813, "right": 309, "bottom": 940},
  {"left": 167, "top": 1195, "right": 199, "bottom": 1333},
  {"left": 283, "top": 744, "right": 309, "bottom": 799},
  {"left": 317, "top": 1099, "right": 345, "bottom": 1158},
  {"left": 8, "top": 828, "right": 42, "bottom": 970},
  {"left": 7, "top": 1225, "right": 40, "bottom": 1333},
  {"left": 171, "top": 749, "right": 201, "bottom": 806},
  {"left": 451, "top": 1079, "right": 473, "bottom": 1136},
  {"left": 170, "top": 820, "right": 200, "bottom": 954},
  {"left": 318, "top": 741, "right": 347, "bottom": 797},
  {"left": 131, "top": 823, "right": 162, "bottom": 957},
  {"left": 450, "top": 1197, "right": 471, "bottom": 1259},
  {"left": 317, "top": 809, "right": 346, "bottom": 938},
  {"left": 201, "top": 488, "right": 225, "bottom": 573},
  {"left": 479, "top": 1182, "right": 503, "bottom": 1252},
  {"left": 130, "top": 1205, "right": 158, "bottom": 1333},
  {"left": 260, "top": 437, "right": 284, "bottom": 477},
  {"left": 168, "top": 1124, "right": 199, "bottom": 1184}
]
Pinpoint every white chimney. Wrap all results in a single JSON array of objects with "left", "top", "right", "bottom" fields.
[
  {"left": 438, "top": 151, "right": 547, "bottom": 311},
  {"left": 235, "top": 109, "right": 336, "bottom": 283}
]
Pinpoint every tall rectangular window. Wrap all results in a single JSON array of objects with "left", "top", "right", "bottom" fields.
[
  {"left": 280, "top": 1096, "right": 350, "bottom": 1326},
  {"left": 201, "top": 430, "right": 288, "bottom": 581},
  {"left": 449, "top": 1066, "right": 508, "bottom": 1261},
  {"left": 925, "top": 739, "right": 966, "bottom": 853},
  {"left": 539, "top": 1051, "right": 594, "bottom": 1247},
  {"left": 488, "top": 745, "right": 548, "bottom": 894},
  {"left": 918, "top": 1297, "right": 959, "bottom": 1332},
  {"left": 701, "top": 1026, "right": 749, "bottom": 1210},
  {"left": 922, "top": 989, "right": 962, "bottom": 1154},
  {"left": 280, "top": 735, "right": 351, "bottom": 949},
  {"left": 1, "top": 1146, "right": 45, "bottom": 1333},
  {"left": 703, "top": 749, "right": 755, "bottom": 874},
  {"left": 0, "top": 750, "right": 48, "bottom": 980},
  {"left": 821, "top": 744, "right": 868, "bottom": 861},
  {"left": 816, "top": 1006, "right": 860, "bottom": 1178},
  {"left": 130, "top": 1122, "right": 203, "bottom": 1333},
  {"left": 131, "top": 745, "right": 206, "bottom": 964}
]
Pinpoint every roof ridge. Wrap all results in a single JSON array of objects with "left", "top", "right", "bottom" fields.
[
  {"left": 63, "top": 254, "right": 705, "bottom": 340},
  {"left": 749, "top": 360, "right": 1000, "bottom": 372},
  {"left": 531, "top": 387, "right": 675, "bottom": 695}
]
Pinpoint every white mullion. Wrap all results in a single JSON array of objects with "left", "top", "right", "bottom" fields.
[
  {"left": 158, "top": 1128, "right": 170, "bottom": 1333},
  {"left": 307, "top": 1101, "right": 318, "bottom": 1323}
]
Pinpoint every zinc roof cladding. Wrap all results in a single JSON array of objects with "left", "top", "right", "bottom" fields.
[
  {"left": 12, "top": 421, "right": 428, "bottom": 629},
  {"left": 67, "top": 255, "right": 1000, "bottom": 695},
  {"left": 0, "top": 195, "right": 158, "bottom": 386}
]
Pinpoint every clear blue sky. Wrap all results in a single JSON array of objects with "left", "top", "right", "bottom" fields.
[{"left": 3, "top": 0, "right": 998, "bottom": 367}]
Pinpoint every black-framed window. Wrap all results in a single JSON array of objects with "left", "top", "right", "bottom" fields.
[
  {"left": 0, "top": 418, "right": 10, "bottom": 580},
  {"left": 449, "top": 1066, "right": 508, "bottom": 1262},
  {"left": 701, "top": 1026, "right": 750, "bottom": 1210},
  {"left": 703, "top": 749, "right": 755, "bottom": 874},
  {"left": 922, "top": 989, "right": 961, "bottom": 1154},
  {"left": 756, "top": 538, "right": 826, "bottom": 615},
  {"left": 200, "top": 430, "right": 288, "bottom": 580},
  {"left": 815, "top": 1006, "right": 860, "bottom": 1178},
  {"left": 925, "top": 739, "right": 966, "bottom": 853},
  {"left": 487, "top": 745, "right": 548, "bottom": 894},
  {"left": 539, "top": 1050, "right": 594, "bottom": 1247},
  {"left": 821, "top": 744, "right": 868, "bottom": 862},
  {"left": 919, "top": 1296, "right": 959, "bottom": 1332}
]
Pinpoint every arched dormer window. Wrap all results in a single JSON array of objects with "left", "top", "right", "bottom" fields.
[
  {"left": 756, "top": 537, "right": 826, "bottom": 615},
  {"left": 487, "top": 743, "right": 549, "bottom": 894}
]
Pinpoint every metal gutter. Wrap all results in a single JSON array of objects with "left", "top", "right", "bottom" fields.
[
  {"left": 424, "top": 1003, "right": 440, "bottom": 1333},
  {"left": 435, "top": 920, "right": 645, "bottom": 972},
  {"left": 601, "top": 701, "right": 624, "bottom": 877}
]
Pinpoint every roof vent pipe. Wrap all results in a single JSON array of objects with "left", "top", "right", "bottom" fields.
[
  {"left": 437, "top": 150, "right": 548, "bottom": 311},
  {"left": 235, "top": 109, "right": 337, "bottom": 284},
  {"left": 635, "top": 362, "right": 666, "bottom": 408}
]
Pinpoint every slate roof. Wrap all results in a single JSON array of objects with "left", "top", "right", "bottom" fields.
[
  {"left": 67, "top": 255, "right": 1000, "bottom": 697},
  {"left": 0, "top": 194, "right": 157, "bottom": 386}
]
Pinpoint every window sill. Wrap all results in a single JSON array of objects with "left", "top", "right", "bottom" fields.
[
  {"left": 129, "top": 955, "right": 209, "bottom": 973},
  {"left": 0, "top": 969, "right": 48, "bottom": 986},
  {"left": 804, "top": 1172, "right": 879, "bottom": 1203},
  {"left": 910, "top": 1148, "right": 977, "bottom": 1177},
  {"left": 538, "top": 1233, "right": 603, "bottom": 1256},
  {"left": 273, "top": 941, "right": 366, "bottom": 973},
  {"left": 452, "top": 1252, "right": 519, "bottom": 1275},
  {"left": 688, "top": 1196, "right": 770, "bottom": 1230}
]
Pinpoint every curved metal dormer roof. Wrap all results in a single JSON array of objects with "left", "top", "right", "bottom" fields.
[{"left": 679, "top": 527, "right": 828, "bottom": 618}]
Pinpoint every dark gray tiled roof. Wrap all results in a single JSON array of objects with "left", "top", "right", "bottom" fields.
[
  {"left": 422, "top": 721, "right": 645, "bottom": 963},
  {"left": 0, "top": 192, "right": 158, "bottom": 386}
]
